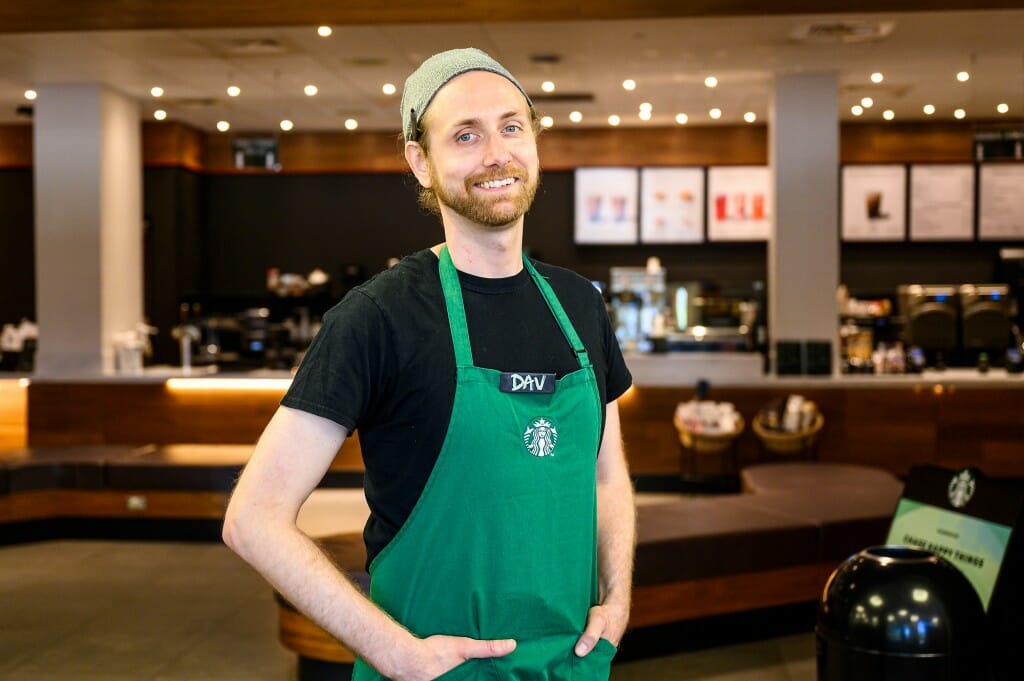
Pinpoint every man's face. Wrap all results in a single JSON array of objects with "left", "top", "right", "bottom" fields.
[{"left": 415, "top": 71, "right": 539, "bottom": 230}]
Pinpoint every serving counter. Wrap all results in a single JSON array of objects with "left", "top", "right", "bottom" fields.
[{"left": 11, "top": 355, "right": 1024, "bottom": 478}]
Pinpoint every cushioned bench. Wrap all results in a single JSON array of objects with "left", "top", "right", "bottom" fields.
[{"left": 274, "top": 462, "right": 904, "bottom": 677}]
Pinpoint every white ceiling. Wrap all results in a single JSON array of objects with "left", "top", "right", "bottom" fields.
[{"left": 1, "top": 9, "right": 1022, "bottom": 133}]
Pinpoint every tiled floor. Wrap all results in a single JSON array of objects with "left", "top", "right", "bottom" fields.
[{"left": 0, "top": 491, "right": 817, "bottom": 680}]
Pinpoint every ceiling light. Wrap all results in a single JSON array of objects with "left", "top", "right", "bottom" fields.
[
  {"left": 226, "top": 85, "right": 241, "bottom": 97},
  {"left": 541, "top": 81, "right": 555, "bottom": 93},
  {"left": 317, "top": 26, "right": 332, "bottom": 37},
  {"left": 704, "top": 76, "right": 718, "bottom": 88},
  {"left": 709, "top": 108, "right": 722, "bottom": 119},
  {"left": 954, "top": 108, "right": 966, "bottom": 119},
  {"left": 150, "top": 86, "right": 164, "bottom": 98},
  {"left": 923, "top": 104, "right": 935, "bottom": 115},
  {"left": 675, "top": 113, "right": 688, "bottom": 125},
  {"left": 540, "top": 115, "right": 554, "bottom": 127},
  {"left": 622, "top": 79, "right": 636, "bottom": 91},
  {"left": 608, "top": 114, "right": 621, "bottom": 126},
  {"left": 870, "top": 72, "right": 884, "bottom": 83},
  {"left": 304, "top": 84, "right": 318, "bottom": 96},
  {"left": 280, "top": 119, "right": 294, "bottom": 131},
  {"left": 23, "top": 89, "right": 36, "bottom": 101},
  {"left": 860, "top": 97, "right": 874, "bottom": 108},
  {"left": 639, "top": 102, "right": 652, "bottom": 111},
  {"left": 997, "top": 103, "right": 1009, "bottom": 114},
  {"left": 882, "top": 109, "right": 895, "bottom": 120},
  {"left": 153, "top": 109, "right": 167, "bottom": 121},
  {"left": 382, "top": 83, "right": 396, "bottom": 96},
  {"left": 344, "top": 118, "right": 358, "bottom": 130},
  {"left": 638, "top": 110, "right": 652, "bottom": 121},
  {"left": 744, "top": 111, "right": 757, "bottom": 123},
  {"left": 851, "top": 105, "right": 864, "bottom": 116},
  {"left": 956, "top": 71, "right": 970, "bottom": 82},
  {"left": 569, "top": 111, "right": 582, "bottom": 123},
  {"left": 216, "top": 120, "right": 230, "bottom": 132}
]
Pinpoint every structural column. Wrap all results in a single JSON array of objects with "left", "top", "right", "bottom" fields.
[
  {"left": 33, "top": 84, "right": 143, "bottom": 376},
  {"left": 768, "top": 73, "right": 840, "bottom": 374}
]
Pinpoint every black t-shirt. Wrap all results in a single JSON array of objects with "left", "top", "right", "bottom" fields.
[{"left": 282, "top": 249, "right": 632, "bottom": 565}]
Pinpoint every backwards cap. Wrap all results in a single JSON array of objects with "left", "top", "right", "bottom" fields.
[{"left": 400, "top": 47, "right": 533, "bottom": 143}]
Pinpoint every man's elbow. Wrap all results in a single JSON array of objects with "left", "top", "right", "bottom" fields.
[{"left": 222, "top": 494, "right": 256, "bottom": 559}]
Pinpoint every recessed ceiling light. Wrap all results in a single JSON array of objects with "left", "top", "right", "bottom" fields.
[
  {"left": 608, "top": 114, "right": 621, "bottom": 126},
  {"left": 638, "top": 110, "right": 652, "bottom": 121},
  {"left": 541, "top": 81, "right": 555, "bottom": 93},
  {"left": 954, "top": 108, "right": 966, "bottom": 119},
  {"left": 923, "top": 104, "right": 935, "bottom": 115},
  {"left": 851, "top": 105, "right": 864, "bottom": 116},
  {"left": 622, "top": 79, "right": 636, "bottom": 91},
  {"left": 675, "top": 113, "right": 688, "bottom": 125},
  {"left": 956, "top": 71, "right": 970, "bottom": 82},
  {"left": 639, "top": 102, "right": 652, "bottom": 111},
  {"left": 709, "top": 108, "right": 722, "bottom": 120},
  {"left": 860, "top": 97, "right": 874, "bottom": 108},
  {"left": 23, "top": 89, "right": 36, "bottom": 101},
  {"left": 317, "top": 26, "right": 332, "bottom": 37},
  {"left": 744, "top": 112, "right": 757, "bottom": 123},
  {"left": 153, "top": 109, "right": 167, "bottom": 121},
  {"left": 304, "top": 85, "right": 318, "bottom": 96},
  {"left": 150, "top": 86, "right": 164, "bottom": 98},
  {"left": 541, "top": 115, "right": 554, "bottom": 127},
  {"left": 870, "top": 72, "right": 884, "bottom": 83},
  {"left": 226, "top": 85, "right": 241, "bottom": 97},
  {"left": 704, "top": 76, "right": 718, "bottom": 88},
  {"left": 344, "top": 118, "right": 358, "bottom": 131},
  {"left": 216, "top": 120, "right": 230, "bottom": 132},
  {"left": 280, "top": 119, "right": 294, "bottom": 131},
  {"left": 997, "top": 103, "right": 1009, "bottom": 114},
  {"left": 882, "top": 109, "right": 895, "bottom": 121},
  {"left": 382, "top": 83, "right": 397, "bottom": 96},
  {"left": 569, "top": 111, "right": 583, "bottom": 123}
]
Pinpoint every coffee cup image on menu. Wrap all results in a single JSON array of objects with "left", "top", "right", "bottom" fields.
[{"left": 865, "top": 191, "right": 889, "bottom": 219}]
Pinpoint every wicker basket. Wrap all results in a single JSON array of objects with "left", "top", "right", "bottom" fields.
[
  {"left": 674, "top": 412, "right": 745, "bottom": 454},
  {"left": 752, "top": 411, "right": 824, "bottom": 455}
]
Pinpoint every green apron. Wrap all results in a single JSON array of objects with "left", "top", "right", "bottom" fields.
[{"left": 352, "top": 246, "right": 615, "bottom": 680}]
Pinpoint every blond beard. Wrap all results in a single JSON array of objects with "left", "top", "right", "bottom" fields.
[{"left": 429, "top": 164, "right": 539, "bottom": 229}]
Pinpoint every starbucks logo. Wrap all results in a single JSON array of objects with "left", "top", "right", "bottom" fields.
[
  {"left": 523, "top": 417, "right": 558, "bottom": 457},
  {"left": 948, "top": 469, "right": 976, "bottom": 509}
]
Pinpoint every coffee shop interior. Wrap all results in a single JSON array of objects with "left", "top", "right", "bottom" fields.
[{"left": 2, "top": 2, "right": 1024, "bottom": 680}]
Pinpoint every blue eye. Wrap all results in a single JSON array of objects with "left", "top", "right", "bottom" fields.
[
  {"left": 504, "top": 124, "right": 522, "bottom": 133},
  {"left": 458, "top": 132, "right": 474, "bottom": 142}
]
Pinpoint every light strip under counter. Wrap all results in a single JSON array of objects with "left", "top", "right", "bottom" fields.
[
  {"left": 165, "top": 376, "right": 293, "bottom": 392},
  {"left": 0, "top": 376, "right": 29, "bottom": 448}
]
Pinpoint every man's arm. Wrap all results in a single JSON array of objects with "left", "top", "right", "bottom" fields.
[
  {"left": 223, "top": 405, "right": 515, "bottom": 680},
  {"left": 575, "top": 398, "right": 636, "bottom": 655}
]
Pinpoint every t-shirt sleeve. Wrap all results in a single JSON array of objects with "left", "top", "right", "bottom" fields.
[{"left": 281, "top": 290, "right": 392, "bottom": 433}]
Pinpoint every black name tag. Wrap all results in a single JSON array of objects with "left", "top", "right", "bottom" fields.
[{"left": 499, "top": 372, "right": 556, "bottom": 394}]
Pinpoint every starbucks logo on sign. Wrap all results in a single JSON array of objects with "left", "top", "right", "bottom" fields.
[
  {"left": 523, "top": 417, "right": 558, "bottom": 457},
  {"left": 948, "top": 469, "right": 976, "bottom": 509}
]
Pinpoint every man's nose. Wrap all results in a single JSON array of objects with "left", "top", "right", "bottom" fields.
[{"left": 482, "top": 133, "right": 512, "bottom": 167}]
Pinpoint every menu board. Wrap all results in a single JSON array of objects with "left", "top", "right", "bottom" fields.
[
  {"left": 639, "top": 167, "right": 705, "bottom": 243},
  {"left": 910, "top": 165, "right": 975, "bottom": 241},
  {"left": 706, "top": 166, "right": 771, "bottom": 241},
  {"left": 979, "top": 164, "right": 1024, "bottom": 240},
  {"left": 842, "top": 165, "right": 906, "bottom": 241},
  {"left": 574, "top": 167, "right": 639, "bottom": 244}
]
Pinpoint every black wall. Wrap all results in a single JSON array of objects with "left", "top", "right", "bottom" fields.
[{"left": 0, "top": 169, "right": 35, "bottom": 326}]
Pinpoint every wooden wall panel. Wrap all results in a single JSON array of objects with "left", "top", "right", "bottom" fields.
[
  {"left": 142, "top": 122, "right": 205, "bottom": 172},
  {"left": 203, "top": 131, "right": 407, "bottom": 174},
  {"left": 841, "top": 122, "right": 974, "bottom": 163},
  {"left": 0, "top": 125, "right": 32, "bottom": 169}
]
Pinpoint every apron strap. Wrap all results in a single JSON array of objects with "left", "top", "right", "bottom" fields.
[
  {"left": 438, "top": 245, "right": 592, "bottom": 371},
  {"left": 438, "top": 246, "right": 474, "bottom": 367},
  {"left": 523, "top": 257, "right": 593, "bottom": 370}
]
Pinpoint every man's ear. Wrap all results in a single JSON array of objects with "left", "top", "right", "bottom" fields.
[{"left": 405, "top": 142, "right": 432, "bottom": 188}]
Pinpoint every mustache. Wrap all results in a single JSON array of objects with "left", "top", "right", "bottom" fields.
[{"left": 466, "top": 165, "right": 528, "bottom": 186}]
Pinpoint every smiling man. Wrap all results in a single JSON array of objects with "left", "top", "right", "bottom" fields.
[{"left": 223, "top": 48, "right": 635, "bottom": 681}]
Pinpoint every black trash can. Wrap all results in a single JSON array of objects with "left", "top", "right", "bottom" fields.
[{"left": 816, "top": 545, "right": 989, "bottom": 681}]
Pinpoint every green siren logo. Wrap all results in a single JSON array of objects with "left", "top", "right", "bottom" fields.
[
  {"left": 948, "top": 469, "right": 976, "bottom": 509},
  {"left": 523, "top": 417, "right": 558, "bottom": 457}
]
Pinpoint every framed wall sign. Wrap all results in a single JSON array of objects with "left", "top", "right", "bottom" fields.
[
  {"left": 979, "top": 164, "right": 1024, "bottom": 240},
  {"left": 574, "top": 167, "right": 639, "bottom": 244},
  {"left": 639, "top": 167, "right": 705, "bottom": 243},
  {"left": 842, "top": 165, "right": 906, "bottom": 241},
  {"left": 910, "top": 164, "right": 975, "bottom": 241},
  {"left": 706, "top": 166, "right": 771, "bottom": 241}
]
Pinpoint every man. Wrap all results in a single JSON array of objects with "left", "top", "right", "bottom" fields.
[{"left": 223, "top": 47, "right": 636, "bottom": 681}]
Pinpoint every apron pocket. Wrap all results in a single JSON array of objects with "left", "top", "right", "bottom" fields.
[
  {"left": 434, "top": 658, "right": 482, "bottom": 681},
  {"left": 571, "top": 638, "right": 617, "bottom": 680}
]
